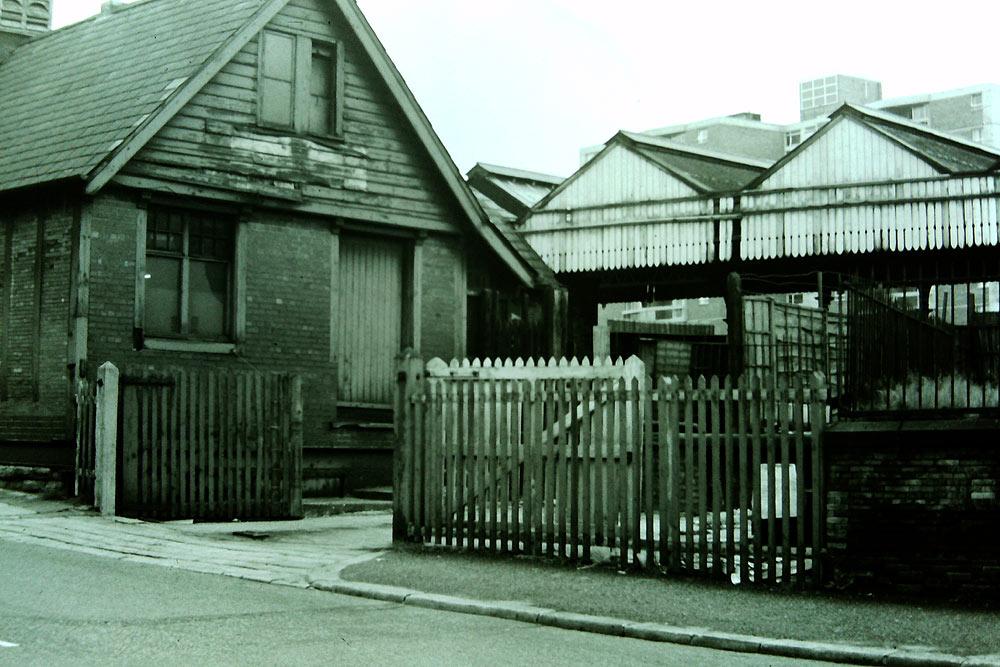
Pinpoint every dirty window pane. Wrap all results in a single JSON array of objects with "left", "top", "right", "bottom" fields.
[
  {"left": 260, "top": 31, "right": 295, "bottom": 127},
  {"left": 145, "top": 256, "right": 181, "bottom": 335},
  {"left": 308, "top": 50, "right": 333, "bottom": 135},
  {"left": 189, "top": 260, "right": 228, "bottom": 339}
]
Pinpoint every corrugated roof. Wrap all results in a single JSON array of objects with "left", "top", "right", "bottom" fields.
[
  {"left": 619, "top": 131, "right": 770, "bottom": 193},
  {"left": 0, "top": 0, "right": 269, "bottom": 192}
]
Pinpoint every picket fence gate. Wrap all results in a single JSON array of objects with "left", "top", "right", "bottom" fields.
[
  {"left": 394, "top": 355, "right": 828, "bottom": 587},
  {"left": 75, "top": 362, "right": 304, "bottom": 520}
]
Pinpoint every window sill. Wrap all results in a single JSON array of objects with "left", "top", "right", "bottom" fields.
[{"left": 143, "top": 338, "right": 237, "bottom": 355}]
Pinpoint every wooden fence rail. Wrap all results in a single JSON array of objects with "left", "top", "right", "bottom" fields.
[{"left": 395, "top": 355, "right": 828, "bottom": 587}]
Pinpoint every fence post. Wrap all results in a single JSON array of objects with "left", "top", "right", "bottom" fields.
[
  {"left": 394, "top": 350, "right": 423, "bottom": 543},
  {"left": 725, "top": 272, "right": 745, "bottom": 379},
  {"left": 94, "top": 362, "right": 119, "bottom": 517},
  {"left": 810, "top": 371, "right": 828, "bottom": 587},
  {"left": 290, "top": 375, "right": 304, "bottom": 518}
]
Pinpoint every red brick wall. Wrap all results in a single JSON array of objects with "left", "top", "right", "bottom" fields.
[
  {"left": 825, "top": 423, "right": 1000, "bottom": 597},
  {"left": 0, "top": 195, "right": 74, "bottom": 427}
]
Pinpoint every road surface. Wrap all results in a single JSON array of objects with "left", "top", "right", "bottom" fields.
[{"left": 0, "top": 540, "right": 834, "bottom": 665}]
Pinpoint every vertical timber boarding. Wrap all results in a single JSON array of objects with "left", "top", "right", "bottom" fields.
[
  {"left": 337, "top": 234, "right": 405, "bottom": 407},
  {"left": 114, "top": 368, "right": 303, "bottom": 521},
  {"left": 396, "top": 356, "right": 829, "bottom": 587}
]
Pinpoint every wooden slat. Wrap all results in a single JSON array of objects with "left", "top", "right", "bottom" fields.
[
  {"left": 530, "top": 379, "right": 544, "bottom": 556},
  {"left": 487, "top": 379, "right": 498, "bottom": 553},
  {"left": 724, "top": 376, "right": 736, "bottom": 580},
  {"left": 457, "top": 379, "right": 468, "bottom": 549},
  {"left": 697, "top": 376, "right": 708, "bottom": 572},
  {"left": 749, "top": 374, "right": 762, "bottom": 584},
  {"left": 710, "top": 376, "right": 721, "bottom": 577},
  {"left": 569, "top": 379, "right": 581, "bottom": 560},
  {"left": 642, "top": 377, "right": 654, "bottom": 568},
  {"left": 593, "top": 379, "right": 607, "bottom": 550},
  {"left": 764, "top": 374, "right": 777, "bottom": 584},
  {"left": 511, "top": 380, "right": 523, "bottom": 553},
  {"left": 630, "top": 376, "right": 642, "bottom": 567},
  {"left": 779, "top": 377, "right": 792, "bottom": 582},
  {"left": 581, "top": 379, "right": 593, "bottom": 562},
  {"left": 810, "top": 373, "right": 826, "bottom": 587},
  {"left": 683, "top": 376, "right": 695, "bottom": 572},
  {"left": 617, "top": 378, "right": 629, "bottom": 570},
  {"left": 499, "top": 379, "right": 510, "bottom": 553},
  {"left": 794, "top": 375, "right": 807, "bottom": 587},
  {"left": 736, "top": 375, "right": 753, "bottom": 582},
  {"left": 475, "top": 378, "right": 487, "bottom": 550}
]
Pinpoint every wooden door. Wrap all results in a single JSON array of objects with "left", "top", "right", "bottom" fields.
[{"left": 337, "top": 234, "right": 405, "bottom": 406}]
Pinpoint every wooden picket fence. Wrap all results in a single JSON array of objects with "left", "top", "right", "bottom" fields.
[
  {"left": 115, "top": 368, "right": 304, "bottom": 520},
  {"left": 395, "top": 355, "right": 828, "bottom": 587}
]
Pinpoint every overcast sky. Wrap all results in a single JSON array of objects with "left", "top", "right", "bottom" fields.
[{"left": 53, "top": 0, "right": 1000, "bottom": 177}]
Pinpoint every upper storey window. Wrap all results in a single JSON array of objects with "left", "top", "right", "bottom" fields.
[{"left": 258, "top": 29, "right": 344, "bottom": 139}]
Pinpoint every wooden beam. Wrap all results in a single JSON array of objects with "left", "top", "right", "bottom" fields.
[
  {"left": 111, "top": 175, "right": 461, "bottom": 235},
  {"left": 234, "top": 218, "right": 249, "bottom": 344},
  {"left": 453, "top": 241, "right": 467, "bottom": 359},
  {"left": 85, "top": 0, "right": 291, "bottom": 195}
]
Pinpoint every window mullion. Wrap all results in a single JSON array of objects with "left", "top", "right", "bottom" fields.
[{"left": 180, "top": 223, "right": 191, "bottom": 335}]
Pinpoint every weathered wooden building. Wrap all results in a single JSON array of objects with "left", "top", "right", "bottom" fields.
[{"left": 0, "top": 0, "right": 558, "bottom": 492}]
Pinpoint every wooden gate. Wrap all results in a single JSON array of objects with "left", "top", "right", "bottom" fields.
[
  {"left": 117, "top": 369, "right": 303, "bottom": 520},
  {"left": 395, "top": 355, "right": 828, "bottom": 587}
]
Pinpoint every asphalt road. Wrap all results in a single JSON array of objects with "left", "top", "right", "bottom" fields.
[{"left": 0, "top": 541, "right": 834, "bottom": 666}]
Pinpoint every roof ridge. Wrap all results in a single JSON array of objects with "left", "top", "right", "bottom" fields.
[{"left": 10, "top": 0, "right": 158, "bottom": 47}]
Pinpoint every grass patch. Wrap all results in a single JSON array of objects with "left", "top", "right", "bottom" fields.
[{"left": 342, "top": 546, "right": 1000, "bottom": 657}]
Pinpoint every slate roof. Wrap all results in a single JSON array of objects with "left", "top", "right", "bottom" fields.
[
  {"left": 841, "top": 104, "right": 1000, "bottom": 174},
  {"left": 0, "top": 0, "right": 271, "bottom": 193},
  {"left": 618, "top": 131, "right": 771, "bottom": 194}
]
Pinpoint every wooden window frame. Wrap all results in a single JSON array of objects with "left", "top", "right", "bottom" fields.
[
  {"left": 257, "top": 29, "right": 344, "bottom": 140},
  {"left": 134, "top": 203, "right": 246, "bottom": 355}
]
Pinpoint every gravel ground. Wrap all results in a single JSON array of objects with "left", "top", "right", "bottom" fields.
[{"left": 342, "top": 545, "right": 1000, "bottom": 657}]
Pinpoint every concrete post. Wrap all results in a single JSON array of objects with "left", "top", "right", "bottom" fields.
[{"left": 94, "top": 362, "right": 119, "bottom": 517}]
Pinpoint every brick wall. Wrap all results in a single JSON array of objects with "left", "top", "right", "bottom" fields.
[
  {"left": 825, "top": 422, "right": 1000, "bottom": 597},
  {"left": 86, "top": 193, "right": 337, "bottom": 447},
  {"left": 0, "top": 195, "right": 74, "bottom": 427},
  {"left": 420, "top": 235, "right": 461, "bottom": 362}
]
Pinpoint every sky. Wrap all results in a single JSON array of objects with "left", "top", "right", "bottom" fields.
[{"left": 52, "top": 0, "right": 1000, "bottom": 177}]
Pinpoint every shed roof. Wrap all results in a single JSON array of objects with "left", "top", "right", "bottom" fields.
[{"left": 471, "top": 187, "right": 560, "bottom": 287}]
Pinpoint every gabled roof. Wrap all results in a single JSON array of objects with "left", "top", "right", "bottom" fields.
[
  {"left": 533, "top": 131, "right": 770, "bottom": 214},
  {"left": 749, "top": 103, "right": 1000, "bottom": 188},
  {"left": 620, "top": 131, "right": 772, "bottom": 194},
  {"left": 0, "top": 0, "right": 282, "bottom": 193},
  {"left": 0, "top": 0, "right": 537, "bottom": 286},
  {"left": 466, "top": 162, "right": 562, "bottom": 218}
]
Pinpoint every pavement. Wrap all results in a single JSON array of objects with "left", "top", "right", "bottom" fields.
[{"left": 1, "top": 488, "right": 996, "bottom": 667}]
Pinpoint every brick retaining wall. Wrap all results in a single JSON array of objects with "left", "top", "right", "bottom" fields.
[{"left": 825, "top": 420, "right": 1000, "bottom": 597}]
